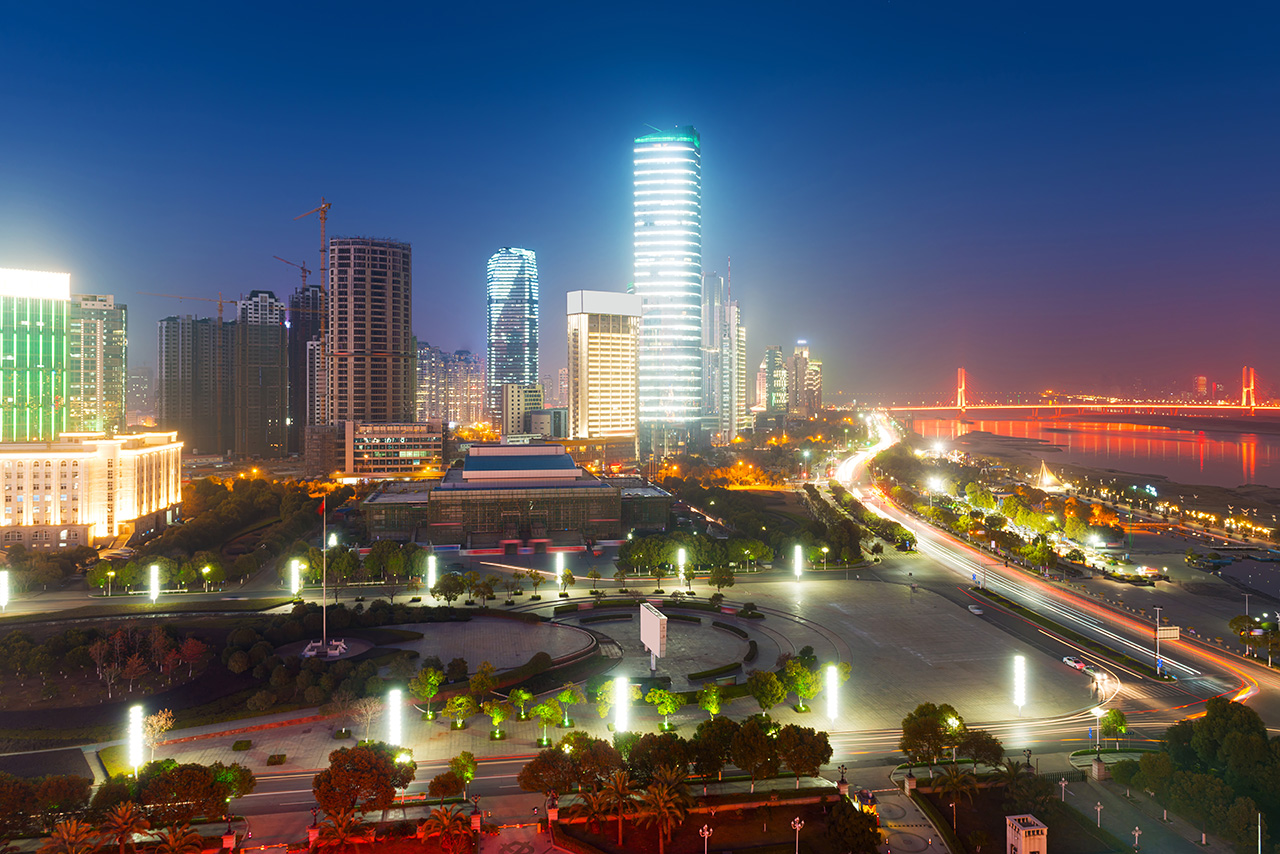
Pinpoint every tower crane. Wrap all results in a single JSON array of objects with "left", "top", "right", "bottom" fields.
[
  {"left": 273, "top": 256, "right": 310, "bottom": 288},
  {"left": 295, "top": 198, "right": 332, "bottom": 424}
]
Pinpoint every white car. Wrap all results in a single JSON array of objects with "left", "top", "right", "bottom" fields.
[
  {"left": 967, "top": 604, "right": 984, "bottom": 615},
  {"left": 1062, "top": 656, "right": 1086, "bottom": 670}
]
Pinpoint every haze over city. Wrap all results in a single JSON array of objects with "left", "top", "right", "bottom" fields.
[{"left": 3, "top": 3, "right": 1278, "bottom": 397}]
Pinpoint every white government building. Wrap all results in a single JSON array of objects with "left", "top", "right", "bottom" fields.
[{"left": 0, "top": 431, "right": 183, "bottom": 549}]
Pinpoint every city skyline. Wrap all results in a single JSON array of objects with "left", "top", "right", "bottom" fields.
[{"left": 2, "top": 5, "right": 1278, "bottom": 398}]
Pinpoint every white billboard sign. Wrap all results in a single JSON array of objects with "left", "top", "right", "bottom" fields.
[
  {"left": 639, "top": 602, "right": 667, "bottom": 659},
  {"left": 1156, "top": 626, "right": 1180, "bottom": 641}
]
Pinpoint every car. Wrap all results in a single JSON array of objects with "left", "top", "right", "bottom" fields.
[
  {"left": 967, "top": 604, "right": 984, "bottom": 615},
  {"left": 1062, "top": 656, "right": 1086, "bottom": 670},
  {"left": 1082, "top": 664, "right": 1100, "bottom": 677}
]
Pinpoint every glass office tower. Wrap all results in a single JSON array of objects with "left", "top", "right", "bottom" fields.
[
  {"left": 0, "top": 269, "right": 70, "bottom": 442},
  {"left": 633, "top": 126, "right": 702, "bottom": 434},
  {"left": 485, "top": 247, "right": 539, "bottom": 418}
]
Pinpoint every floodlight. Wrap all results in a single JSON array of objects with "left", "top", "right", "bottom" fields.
[
  {"left": 427, "top": 554, "right": 437, "bottom": 592},
  {"left": 388, "top": 688, "right": 402, "bottom": 746},
  {"left": 128, "top": 705, "right": 144, "bottom": 773},
  {"left": 615, "top": 676, "right": 629, "bottom": 732},
  {"left": 794, "top": 544, "right": 803, "bottom": 578},
  {"left": 1014, "top": 655, "right": 1026, "bottom": 712},
  {"left": 826, "top": 664, "right": 838, "bottom": 721},
  {"left": 149, "top": 565, "right": 160, "bottom": 603},
  {"left": 290, "top": 560, "right": 301, "bottom": 596}
]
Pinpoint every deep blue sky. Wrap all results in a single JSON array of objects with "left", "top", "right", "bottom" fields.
[{"left": 2, "top": 2, "right": 1278, "bottom": 403}]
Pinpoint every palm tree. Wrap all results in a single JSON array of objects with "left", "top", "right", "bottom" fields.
[
  {"left": 934, "top": 763, "right": 978, "bottom": 829},
  {"left": 421, "top": 805, "right": 470, "bottom": 854},
  {"left": 650, "top": 764, "right": 688, "bottom": 792},
  {"left": 152, "top": 825, "right": 201, "bottom": 854},
  {"left": 98, "top": 802, "right": 151, "bottom": 854},
  {"left": 563, "top": 788, "right": 611, "bottom": 835},
  {"left": 38, "top": 820, "right": 99, "bottom": 854},
  {"left": 994, "top": 758, "right": 1029, "bottom": 789},
  {"left": 602, "top": 770, "right": 639, "bottom": 846},
  {"left": 318, "top": 810, "right": 367, "bottom": 853},
  {"left": 636, "top": 780, "right": 691, "bottom": 854}
]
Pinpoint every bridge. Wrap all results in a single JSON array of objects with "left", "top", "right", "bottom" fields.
[{"left": 883, "top": 366, "right": 1277, "bottom": 416}]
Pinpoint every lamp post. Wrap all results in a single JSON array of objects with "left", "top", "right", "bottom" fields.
[
  {"left": 699, "top": 824, "right": 712, "bottom": 854},
  {"left": 107, "top": 570, "right": 114, "bottom": 598},
  {"left": 821, "top": 546, "right": 828, "bottom": 570},
  {"left": 1095, "top": 802, "right": 1103, "bottom": 827},
  {"left": 201, "top": 566, "right": 210, "bottom": 592},
  {"left": 1060, "top": 778, "right": 1068, "bottom": 801},
  {"left": 1091, "top": 707, "right": 1105, "bottom": 753},
  {"left": 791, "top": 817, "right": 804, "bottom": 854},
  {"left": 1132, "top": 826, "right": 1142, "bottom": 850}
]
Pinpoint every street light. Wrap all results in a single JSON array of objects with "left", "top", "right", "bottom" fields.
[
  {"left": 794, "top": 544, "right": 803, "bottom": 579},
  {"left": 791, "top": 817, "right": 804, "bottom": 854},
  {"left": 106, "top": 570, "right": 114, "bottom": 598},
  {"left": 1091, "top": 707, "right": 1105, "bottom": 752},
  {"left": 1095, "top": 802, "right": 1103, "bottom": 827},
  {"left": 821, "top": 546, "right": 829, "bottom": 570},
  {"left": 149, "top": 565, "right": 160, "bottom": 603},
  {"left": 201, "top": 566, "right": 210, "bottom": 592},
  {"left": 427, "top": 554, "right": 437, "bottom": 594},
  {"left": 614, "top": 676, "right": 629, "bottom": 733},
  {"left": 699, "top": 825, "right": 712, "bottom": 854},
  {"left": 290, "top": 560, "right": 301, "bottom": 597},
  {"left": 387, "top": 689, "right": 402, "bottom": 746},
  {"left": 1013, "top": 655, "right": 1026, "bottom": 715},
  {"left": 826, "top": 664, "right": 838, "bottom": 722},
  {"left": 128, "top": 705, "right": 144, "bottom": 776},
  {"left": 1132, "top": 826, "right": 1142, "bottom": 850}
]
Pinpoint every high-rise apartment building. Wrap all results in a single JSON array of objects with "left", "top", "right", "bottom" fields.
[
  {"left": 634, "top": 126, "right": 702, "bottom": 434},
  {"left": 701, "top": 271, "right": 725, "bottom": 425},
  {"left": 233, "top": 291, "right": 288, "bottom": 457},
  {"left": 328, "top": 238, "right": 415, "bottom": 424},
  {"left": 417, "top": 343, "right": 447, "bottom": 422},
  {"left": 156, "top": 315, "right": 232, "bottom": 455},
  {"left": 557, "top": 368, "right": 568, "bottom": 408},
  {"left": 0, "top": 269, "right": 70, "bottom": 442},
  {"left": 787, "top": 340, "right": 823, "bottom": 417},
  {"left": 566, "top": 290, "right": 640, "bottom": 440},
  {"left": 127, "top": 366, "right": 155, "bottom": 426},
  {"left": 501, "top": 383, "right": 544, "bottom": 437},
  {"left": 68, "top": 294, "right": 127, "bottom": 435},
  {"left": 700, "top": 271, "right": 747, "bottom": 443},
  {"left": 417, "top": 346, "right": 486, "bottom": 425},
  {"left": 486, "top": 248, "right": 540, "bottom": 418},
  {"left": 287, "top": 282, "right": 325, "bottom": 452}
]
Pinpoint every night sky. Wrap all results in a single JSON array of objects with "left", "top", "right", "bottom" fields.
[{"left": 2, "top": 2, "right": 1277, "bottom": 402}]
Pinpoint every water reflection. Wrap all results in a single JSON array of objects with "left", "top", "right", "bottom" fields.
[{"left": 915, "top": 419, "right": 1280, "bottom": 488}]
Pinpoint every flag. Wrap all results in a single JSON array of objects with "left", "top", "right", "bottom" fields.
[{"left": 318, "top": 496, "right": 326, "bottom": 516}]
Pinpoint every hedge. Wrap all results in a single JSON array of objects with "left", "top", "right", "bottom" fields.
[
  {"left": 711, "top": 621, "right": 749, "bottom": 639},
  {"left": 744, "top": 640, "right": 758, "bottom": 663},
  {"left": 687, "top": 662, "right": 741, "bottom": 681},
  {"left": 667, "top": 614, "right": 700, "bottom": 624},
  {"left": 580, "top": 614, "right": 633, "bottom": 624}
]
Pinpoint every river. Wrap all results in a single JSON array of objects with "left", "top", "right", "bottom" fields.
[{"left": 912, "top": 417, "right": 1280, "bottom": 489}]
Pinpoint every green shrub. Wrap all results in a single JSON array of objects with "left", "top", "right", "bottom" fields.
[
  {"left": 687, "top": 662, "right": 741, "bottom": 680},
  {"left": 744, "top": 640, "right": 759, "bottom": 663},
  {"left": 711, "top": 621, "right": 749, "bottom": 639},
  {"left": 266, "top": 754, "right": 286, "bottom": 766},
  {"left": 333, "top": 729, "right": 351, "bottom": 740},
  {"left": 232, "top": 740, "right": 252, "bottom": 751}
]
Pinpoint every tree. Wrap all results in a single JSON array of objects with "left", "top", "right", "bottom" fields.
[
  {"left": 516, "top": 748, "right": 576, "bottom": 794},
  {"left": 1167, "top": 770, "right": 1233, "bottom": 841},
  {"left": 559, "top": 570, "right": 576, "bottom": 595},
  {"left": 151, "top": 825, "right": 200, "bottom": 854},
  {"left": 602, "top": 769, "right": 639, "bottom": 846},
  {"left": 32, "top": 776, "right": 91, "bottom": 830},
  {"left": 177, "top": 638, "right": 207, "bottom": 677},
  {"left": 38, "top": 820, "right": 99, "bottom": 854},
  {"left": 745, "top": 670, "right": 785, "bottom": 714},
  {"left": 636, "top": 773, "right": 691, "bottom": 854},
  {"left": 0, "top": 772, "right": 34, "bottom": 837},
  {"left": 1224, "top": 796, "right": 1268, "bottom": 849},
  {"left": 448, "top": 752, "right": 476, "bottom": 799},
  {"left": 426, "top": 771, "right": 463, "bottom": 806},
  {"left": 317, "top": 809, "right": 367, "bottom": 853},
  {"left": 526, "top": 570, "right": 547, "bottom": 599},
  {"left": 957, "top": 728, "right": 1004, "bottom": 771},
  {"left": 143, "top": 710, "right": 175, "bottom": 763},
  {"left": 691, "top": 717, "right": 739, "bottom": 780},
  {"left": 421, "top": 805, "right": 470, "bottom": 854},
  {"left": 645, "top": 688, "right": 684, "bottom": 729},
  {"left": 508, "top": 687, "right": 534, "bottom": 721},
  {"left": 469, "top": 661, "right": 497, "bottom": 703},
  {"left": 1100, "top": 709, "right": 1127, "bottom": 749},
  {"left": 140, "top": 764, "right": 225, "bottom": 825},
  {"left": 707, "top": 564, "right": 735, "bottom": 593},
  {"left": 697, "top": 684, "right": 721, "bottom": 719},
  {"left": 325, "top": 690, "right": 357, "bottom": 734},
  {"left": 625, "top": 733, "right": 690, "bottom": 785},
  {"left": 430, "top": 573, "right": 466, "bottom": 606},
  {"left": 98, "top": 802, "right": 151, "bottom": 854},
  {"left": 442, "top": 695, "right": 476, "bottom": 730},
  {"left": 311, "top": 742, "right": 416, "bottom": 816},
  {"left": 826, "top": 797, "right": 880, "bottom": 854},
  {"left": 782, "top": 659, "right": 821, "bottom": 711},
  {"left": 730, "top": 717, "right": 780, "bottom": 793},
  {"left": 776, "top": 725, "right": 832, "bottom": 788},
  {"left": 613, "top": 568, "right": 629, "bottom": 591},
  {"left": 935, "top": 763, "right": 978, "bottom": 828},
  {"left": 445, "top": 657, "right": 469, "bottom": 684},
  {"left": 564, "top": 787, "right": 611, "bottom": 835},
  {"left": 408, "top": 667, "right": 445, "bottom": 719},
  {"left": 587, "top": 569, "right": 602, "bottom": 590},
  {"left": 530, "top": 700, "right": 561, "bottom": 745},
  {"left": 351, "top": 697, "right": 381, "bottom": 741},
  {"left": 558, "top": 733, "right": 623, "bottom": 789},
  {"left": 899, "top": 702, "right": 965, "bottom": 771},
  {"left": 121, "top": 654, "right": 148, "bottom": 693},
  {"left": 557, "top": 682, "right": 586, "bottom": 727},
  {"left": 480, "top": 699, "right": 512, "bottom": 738},
  {"left": 650, "top": 563, "right": 669, "bottom": 591}
]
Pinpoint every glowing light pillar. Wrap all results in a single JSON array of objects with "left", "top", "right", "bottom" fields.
[
  {"left": 614, "top": 676, "right": 629, "bottom": 732},
  {"left": 387, "top": 688, "right": 402, "bottom": 746},
  {"left": 290, "top": 560, "right": 301, "bottom": 597},
  {"left": 427, "top": 554, "right": 437, "bottom": 595},
  {"left": 128, "top": 705, "right": 144, "bottom": 775},
  {"left": 826, "top": 664, "right": 838, "bottom": 721},
  {"left": 149, "top": 565, "right": 160, "bottom": 603},
  {"left": 1014, "top": 655, "right": 1026, "bottom": 716},
  {"left": 794, "top": 544, "right": 803, "bottom": 579},
  {"left": 556, "top": 552, "right": 564, "bottom": 586},
  {"left": 0, "top": 570, "right": 8, "bottom": 612}
]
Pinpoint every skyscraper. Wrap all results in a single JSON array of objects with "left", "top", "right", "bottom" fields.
[
  {"left": 68, "top": 293, "right": 127, "bottom": 434},
  {"left": 787, "top": 341, "right": 823, "bottom": 417},
  {"left": 633, "top": 126, "right": 702, "bottom": 435},
  {"left": 233, "top": 291, "right": 288, "bottom": 457},
  {"left": 486, "top": 247, "right": 540, "bottom": 418},
  {"left": 566, "top": 290, "right": 640, "bottom": 439},
  {"left": 156, "top": 314, "right": 232, "bottom": 455},
  {"left": 287, "top": 281, "right": 324, "bottom": 450},
  {"left": 760, "top": 345, "right": 788, "bottom": 412},
  {"left": 417, "top": 345, "right": 486, "bottom": 426},
  {"left": 327, "top": 237, "right": 414, "bottom": 424},
  {"left": 0, "top": 269, "right": 71, "bottom": 442},
  {"left": 700, "top": 271, "right": 747, "bottom": 444}
]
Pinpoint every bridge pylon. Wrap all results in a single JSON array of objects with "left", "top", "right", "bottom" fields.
[
  {"left": 956, "top": 367, "right": 967, "bottom": 410},
  {"left": 1242, "top": 366, "right": 1257, "bottom": 411}
]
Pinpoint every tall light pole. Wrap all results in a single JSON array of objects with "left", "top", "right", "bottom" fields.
[
  {"left": 699, "top": 825, "right": 712, "bottom": 854},
  {"left": 201, "top": 566, "right": 210, "bottom": 592},
  {"left": 106, "top": 570, "right": 114, "bottom": 599},
  {"left": 1013, "top": 655, "right": 1026, "bottom": 716},
  {"left": 128, "top": 705, "right": 144, "bottom": 776},
  {"left": 427, "top": 553, "right": 437, "bottom": 595},
  {"left": 791, "top": 817, "right": 804, "bottom": 854},
  {"left": 1091, "top": 707, "right": 1105, "bottom": 752},
  {"left": 149, "top": 564, "right": 160, "bottom": 603},
  {"left": 1095, "top": 802, "right": 1103, "bottom": 827},
  {"left": 794, "top": 544, "right": 803, "bottom": 579},
  {"left": 1132, "top": 826, "right": 1142, "bottom": 850},
  {"left": 821, "top": 546, "right": 828, "bottom": 570}
]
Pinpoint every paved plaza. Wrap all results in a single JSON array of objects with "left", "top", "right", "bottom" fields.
[{"left": 378, "top": 618, "right": 596, "bottom": 671}]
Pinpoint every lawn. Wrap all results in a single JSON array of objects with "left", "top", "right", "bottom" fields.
[{"left": 560, "top": 802, "right": 849, "bottom": 854}]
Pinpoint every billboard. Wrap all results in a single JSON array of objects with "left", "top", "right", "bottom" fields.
[{"left": 639, "top": 602, "right": 667, "bottom": 658}]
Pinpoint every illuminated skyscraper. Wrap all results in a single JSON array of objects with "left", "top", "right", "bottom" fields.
[
  {"left": 69, "top": 294, "right": 127, "bottom": 434},
  {"left": 0, "top": 269, "right": 70, "bottom": 442},
  {"left": 633, "top": 126, "right": 702, "bottom": 434},
  {"left": 486, "top": 247, "right": 539, "bottom": 417},
  {"left": 566, "top": 290, "right": 640, "bottom": 439}
]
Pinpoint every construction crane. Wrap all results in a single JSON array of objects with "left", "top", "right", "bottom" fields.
[
  {"left": 273, "top": 256, "right": 310, "bottom": 288},
  {"left": 295, "top": 198, "right": 332, "bottom": 424},
  {"left": 140, "top": 291, "right": 233, "bottom": 322}
]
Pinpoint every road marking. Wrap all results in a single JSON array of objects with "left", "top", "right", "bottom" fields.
[{"left": 244, "top": 789, "right": 312, "bottom": 797}]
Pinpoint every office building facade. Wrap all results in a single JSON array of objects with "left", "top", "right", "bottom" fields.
[
  {"left": 328, "top": 237, "right": 415, "bottom": 424},
  {"left": 157, "top": 315, "right": 233, "bottom": 455},
  {"left": 233, "top": 291, "right": 288, "bottom": 457},
  {"left": 501, "top": 383, "right": 544, "bottom": 437},
  {"left": 0, "top": 269, "right": 70, "bottom": 443},
  {"left": 633, "top": 126, "right": 702, "bottom": 431},
  {"left": 287, "top": 281, "right": 325, "bottom": 451},
  {"left": 787, "top": 340, "right": 823, "bottom": 417},
  {"left": 566, "top": 290, "right": 640, "bottom": 440},
  {"left": 700, "top": 272, "right": 747, "bottom": 443},
  {"left": 68, "top": 293, "right": 127, "bottom": 435},
  {"left": 486, "top": 248, "right": 540, "bottom": 417},
  {"left": 759, "top": 345, "right": 788, "bottom": 412}
]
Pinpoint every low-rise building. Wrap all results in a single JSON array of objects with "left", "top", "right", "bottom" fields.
[
  {"left": 0, "top": 431, "right": 182, "bottom": 548},
  {"left": 304, "top": 421, "right": 444, "bottom": 481}
]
